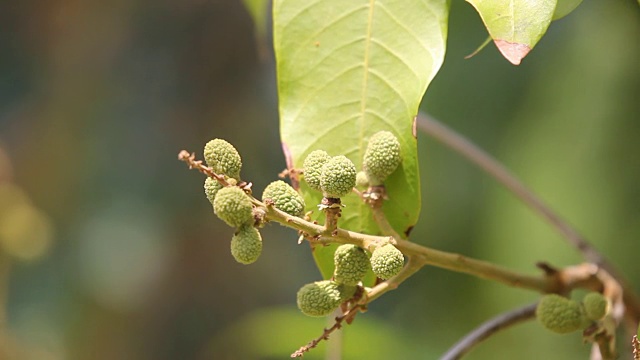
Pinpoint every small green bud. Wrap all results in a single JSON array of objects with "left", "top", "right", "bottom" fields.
[
  {"left": 296, "top": 280, "right": 352, "bottom": 317},
  {"left": 536, "top": 294, "right": 587, "bottom": 334},
  {"left": 363, "top": 131, "right": 401, "bottom": 185},
  {"left": 370, "top": 244, "right": 404, "bottom": 280},
  {"left": 320, "top": 155, "right": 357, "bottom": 198},
  {"left": 204, "top": 139, "right": 242, "bottom": 179},
  {"left": 303, "top": 150, "right": 331, "bottom": 192},
  {"left": 582, "top": 292, "right": 608, "bottom": 321},
  {"left": 262, "top": 180, "right": 305, "bottom": 217},
  {"left": 333, "top": 244, "right": 370, "bottom": 286},
  {"left": 355, "top": 171, "right": 369, "bottom": 188},
  {"left": 204, "top": 177, "right": 223, "bottom": 205},
  {"left": 230, "top": 225, "right": 262, "bottom": 264},
  {"left": 213, "top": 187, "right": 253, "bottom": 227}
]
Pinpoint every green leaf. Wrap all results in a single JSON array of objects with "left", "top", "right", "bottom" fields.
[
  {"left": 552, "top": 0, "right": 583, "bottom": 20},
  {"left": 274, "top": 0, "right": 449, "bottom": 279},
  {"left": 466, "top": 0, "right": 557, "bottom": 65}
]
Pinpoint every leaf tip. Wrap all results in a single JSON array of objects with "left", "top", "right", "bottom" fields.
[{"left": 494, "top": 40, "right": 531, "bottom": 65}]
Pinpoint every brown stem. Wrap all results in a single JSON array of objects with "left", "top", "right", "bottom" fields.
[
  {"left": 321, "top": 197, "right": 342, "bottom": 235},
  {"left": 440, "top": 302, "right": 538, "bottom": 360},
  {"left": 290, "top": 305, "right": 364, "bottom": 358}
]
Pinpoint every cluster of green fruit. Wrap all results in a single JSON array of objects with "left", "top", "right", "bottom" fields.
[
  {"left": 296, "top": 131, "right": 406, "bottom": 316},
  {"left": 203, "top": 139, "right": 305, "bottom": 264},
  {"left": 202, "top": 130, "right": 406, "bottom": 318},
  {"left": 536, "top": 292, "right": 608, "bottom": 334},
  {"left": 302, "top": 130, "right": 402, "bottom": 199},
  {"left": 297, "top": 242, "right": 405, "bottom": 317}
]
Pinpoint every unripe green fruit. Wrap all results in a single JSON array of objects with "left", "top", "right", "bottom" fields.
[
  {"left": 536, "top": 294, "right": 586, "bottom": 334},
  {"left": 213, "top": 187, "right": 253, "bottom": 227},
  {"left": 230, "top": 225, "right": 262, "bottom": 264},
  {"left": 363, "top": 131, "right": 401, "bottom": 185},
  {"left": 204, "top": 139, "right": 242, "bottom": 179},
  {"left": 582, "top": 292, "right": 608, "bottom": 321},
  {"left": 296, "top": 280, "right": 352, "bottom": 317},
  {"left": 370, "top": 244, "right": 404, "bottom": 280},
  {"left": 204, "top": 177, "right": 223, "bottom": 205},
  {"left": 320, "top": 156, "right": 357, "bottom": 198},
  {"left": 355, "top": 171, "right": 369, "bottom": 188},
  {"left": 333, "top": 244, "right": 370, "bottom": 286},
  {"left": 303, "top": 150, "right": 331, "bottom": 192},
  {"left": 262, "top": 180, "right": 305, "bottom": 217}
]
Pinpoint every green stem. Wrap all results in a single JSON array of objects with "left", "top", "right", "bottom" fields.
[
  {"left": 261, "top": 203, "right": 555, "bottom": 293},
  {"left": 364, "top": 257, "right": 425, "bottom": 303}
]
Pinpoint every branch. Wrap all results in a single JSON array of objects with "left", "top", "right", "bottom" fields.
[
  {"left": 290, "top": 304, "right": 364, "bottom": 358},
  {"left": 179, "top": 151, "right": 627, "bottom": 357},
  {"left": 178, "top": 151, "right": 620, "bottom": 297},
  {"left": 180, "top": 150, "right": 555, "bottom": 292},
  {"left": 440, "top": 302, "right": 538, "bottom": 360},
  {"left": 415, "top": 113, "right": 640, "bottom": 322}
]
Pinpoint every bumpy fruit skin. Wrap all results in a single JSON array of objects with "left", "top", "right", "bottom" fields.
[
  {"left": 536, "top": 294, "right": 586, "bottom": 334},
  {"left": 213, "top": 187, "right": 253, "bottom": 227},
  {"left": 204, "top": 139, "right": 242, "bottom": 179},
  {"left": 363, "top": 131, "right": 401, "bottom": 185},
  {"left": 230, "top": 225, "right": 262, "bottom": 264},
  {"left": 262, "top": 180, "right": 305, "bottom": 217},
  {"left": 370, "top": 244, "right": 404, "bottom": 280},
  {"left": 320, "top": 156, "right": 357, "bottom": 198},
  {"left": 303, "top": 150, "right": 331, "bottom": 192},
  {"left": 333, "top": 244, "right": 370, "bottom": 286},
  {"left": 296, "top": 280, "right": 351, "bottom": 317},
  {"left": 582, "top": 292, "right": 608, "bottom": 321},
  {"left": 204, "top": 177, "right": 223, "bottom": 205}
]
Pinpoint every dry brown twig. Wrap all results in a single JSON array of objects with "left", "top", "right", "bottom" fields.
[{"left": 290, "top": 304, "right": 365, "bottom": 358}]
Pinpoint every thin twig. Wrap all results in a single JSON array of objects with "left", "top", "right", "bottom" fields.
[
  {"left": 464, "top": 35, "right": 492, "bottom": 60},
  {"left": 440, "top": 302, "right": 538, "bottom": 360},
  {"left": 290, "top": 304, "right": 363, "bottom": 358},
  {"left": 415, "top": 113, "right": 640, "bottom": 321}
]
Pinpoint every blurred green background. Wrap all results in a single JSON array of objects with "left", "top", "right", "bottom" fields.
[{"left": 0, "top": 0, "right": 638, "bottom": 359}]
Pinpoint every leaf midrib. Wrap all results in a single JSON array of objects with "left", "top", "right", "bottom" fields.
[{"left": 358, "top": 0, "right": 376, "bottom": 232}]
